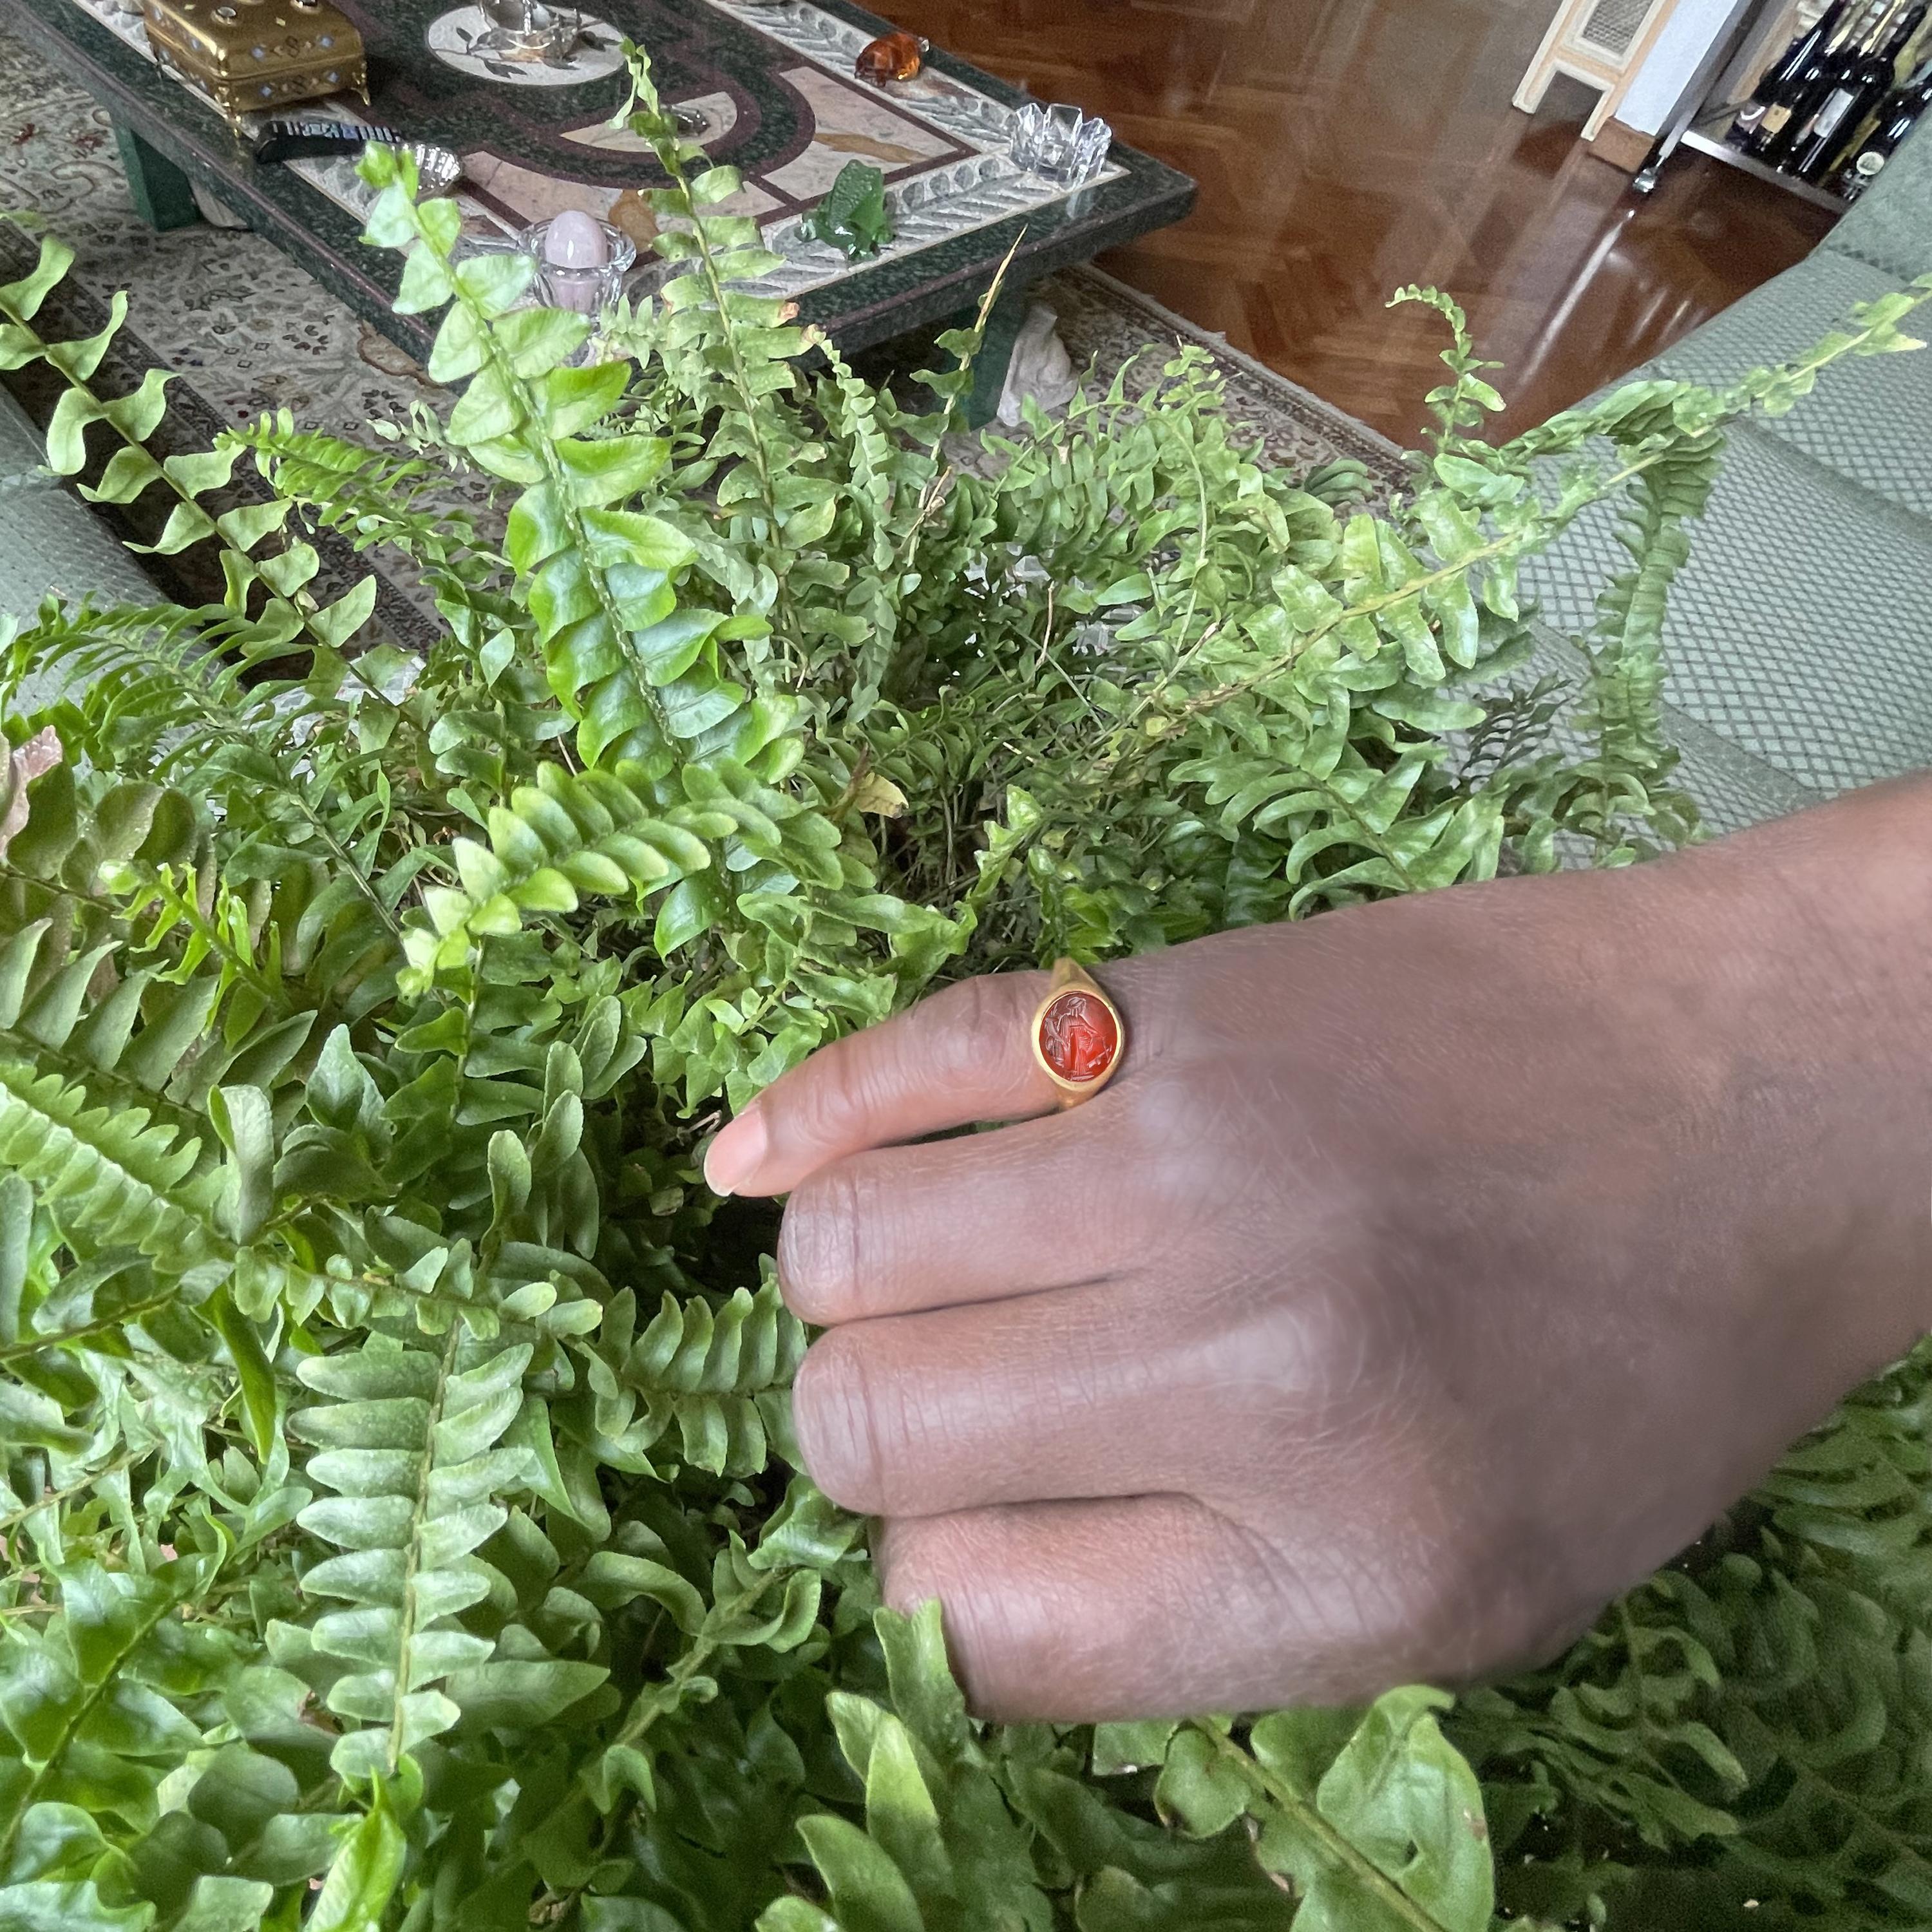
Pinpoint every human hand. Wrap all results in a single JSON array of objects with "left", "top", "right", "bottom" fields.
[{"left": 704, "top": 781, "right": 1932, "bottom": 1720}]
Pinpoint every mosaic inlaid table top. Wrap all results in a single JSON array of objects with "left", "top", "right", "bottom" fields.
[{"left": 0, "top": 0, "right": 1195, "bottom": 361}]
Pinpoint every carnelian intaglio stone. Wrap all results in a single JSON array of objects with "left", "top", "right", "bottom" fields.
[
  {"left": 1037, "top": 989, "right": 1120, "bottom": 1084},
  {"left": 855, "top": 30, "right": 923, "bottom": 83}
]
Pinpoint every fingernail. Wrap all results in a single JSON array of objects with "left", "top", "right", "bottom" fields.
[{"left": 704, "top": 1105, "right": 768, "bottom": 1197}]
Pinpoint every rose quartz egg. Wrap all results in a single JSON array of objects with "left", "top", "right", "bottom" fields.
[{"left": 543, "top": 209, "right": 611, "bottom": 269}]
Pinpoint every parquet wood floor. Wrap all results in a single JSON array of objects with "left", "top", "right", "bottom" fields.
[{"left": 891, "top": 0, "right": 1837, "bottom": 442}]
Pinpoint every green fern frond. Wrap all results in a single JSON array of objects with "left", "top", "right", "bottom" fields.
[
  {"left": 587, "top": 1270, "right": 806, "bottom": 1478},
  {"left": 233, "top": 413, "right": 494, "bottom": 572},
  {"left": 0, "top": 1056, "right": 225, "bottom": 1271},
  {"left": 362, "top": 147, "right": 773, "bottom": 790},
  {"left": 288, "top": 1328, "right": 605, "bottom": 1780},
  {"left": 0, "top": 922, "right": 220, "bottom": 1174},
  {"left": 0, "top": 1557, "right": 232, "bottom": 1873},
  {"left": 402, "top": 760, "right": 714, "bottom": 984}
]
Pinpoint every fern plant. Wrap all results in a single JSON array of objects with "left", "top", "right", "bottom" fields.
[{"left": 0, "top": 44, "right": 1927, "bottom": 1931}]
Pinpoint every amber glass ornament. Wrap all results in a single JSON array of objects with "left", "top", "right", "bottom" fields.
[{"left": 855, "top": 30, "right": 925, "bottom": 83}]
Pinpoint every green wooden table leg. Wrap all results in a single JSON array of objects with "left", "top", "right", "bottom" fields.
[
  {"left": 957, "top": 279, "right": 1036, "bottom": 430},
  {"left": 114, "top": 125, "right": 200, "bottom": 232}
]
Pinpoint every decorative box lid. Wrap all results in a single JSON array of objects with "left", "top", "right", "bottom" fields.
[{"left": 140, "top": 0, "right": 362, "bottom": 82}]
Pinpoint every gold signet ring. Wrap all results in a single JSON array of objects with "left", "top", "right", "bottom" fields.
[{"left": 1030, "top": 958, "right": 1126, "bottom": 1108}]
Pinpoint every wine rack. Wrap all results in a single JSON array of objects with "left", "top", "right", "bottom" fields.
[{"left": 1631, "top": 0, "right": 1932, "bottom": 205}]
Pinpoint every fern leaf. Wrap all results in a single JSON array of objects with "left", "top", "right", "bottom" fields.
[
  {"left": 404, "top": 761, "right": 713, "bottom": 982},
  {"left": 0, "top": 1057, "right": 224, "bottom": 1272},
  {"left": 290, "top": 1329, "right": 605, "bottom": 1778},
  {"left": 589, "top": 1269, "right": 806, "bottom": 1477},
  {"left": 0, "top": 1558, "right": 229, "bottom": 1871}
]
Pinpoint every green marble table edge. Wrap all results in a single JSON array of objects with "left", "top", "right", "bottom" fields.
[{"left": 0, "top": 0, "right": 1195, "bottom": 378}]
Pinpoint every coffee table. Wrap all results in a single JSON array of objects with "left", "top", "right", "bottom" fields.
[{"left": 0, "top": 0, "right": 1194, "bottom": 418}]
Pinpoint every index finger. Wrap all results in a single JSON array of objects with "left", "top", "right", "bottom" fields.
[{"left": 703, "top": 971, "right": 1059, "bottom": 1198}]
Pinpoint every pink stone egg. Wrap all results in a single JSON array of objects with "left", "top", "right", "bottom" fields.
[{"left": 543, "top": 209, "right": 611, "bottom": 269}]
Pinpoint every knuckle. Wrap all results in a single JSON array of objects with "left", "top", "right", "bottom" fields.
[
  {"left": 1233, "top": 1268, "right": 1417, "bottom": 1416},
  {"left": 1402, "top": 1484, "right": 1582, "bottom": 1683},
  {"left": 791, "top": 1328, "right": 887, "bottom": 1514},
  {"left": 1125, "top": 1060, "right": 1221, "bottom": 1146},
  {"left": 1289, "top": 1286, "right": 1385, "bottom": 1401},
  {"left": 777, "top": 1166, "right": 864, "bottom": 1323},
  {"left": 1115, "top": 1068, "right": 1244, "bottom": 1225},
  {"left": 786, "top": 1041, "right": 877, "bottom": 1152},
  {"left": 940, "top": 972, "right": 1029, "bottom": 1083}
]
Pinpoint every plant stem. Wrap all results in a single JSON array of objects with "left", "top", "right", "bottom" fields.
[
  {"left": 0, "top": 1451, "right": 139, "bottom": 1540},
  {"left": 0, "top": 1291, "right": 180, "bottom": 1366},
  {"left": 387, "top": 1321, "right": 463, "bottom": 1774}
]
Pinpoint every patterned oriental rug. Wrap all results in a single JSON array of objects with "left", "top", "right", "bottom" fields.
[{"left": 0, "top": 28, "right": 1402, "bottom": 519}]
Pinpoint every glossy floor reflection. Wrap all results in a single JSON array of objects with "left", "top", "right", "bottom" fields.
[{"left": 890, "top": 0, "right": 1837, "bottom": 442}]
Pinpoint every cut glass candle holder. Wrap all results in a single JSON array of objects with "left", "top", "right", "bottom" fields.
[
  {"left": 1008, "top": 102, "right": 1111, "bottom": 186},
  {"left": 477, "top": 0, "right": 579, "bottom": 62},
  {"left": 519, "top": 215, "right": 636, "bottom": 316}
]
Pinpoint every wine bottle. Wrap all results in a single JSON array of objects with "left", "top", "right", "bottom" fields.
[
  {"left": 1788, "top": 0, "right": 1926, "bottom": 177},
  {"left": 1752, "top": 0, "right": 1889, "bottom": 157},
  {"left": 1826, "top": 19, "right": 1932, "bottom": 179},
  {"left": 1832, "top": 55, "right": 1932, "bottom": 194},
  {"left": 1733, "top": 0, "right": 1849, "bottom": 144}
]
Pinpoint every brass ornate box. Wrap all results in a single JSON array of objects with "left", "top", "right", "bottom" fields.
[{"left": 140, "top": 0, "right": 368, "bottom": 124}]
